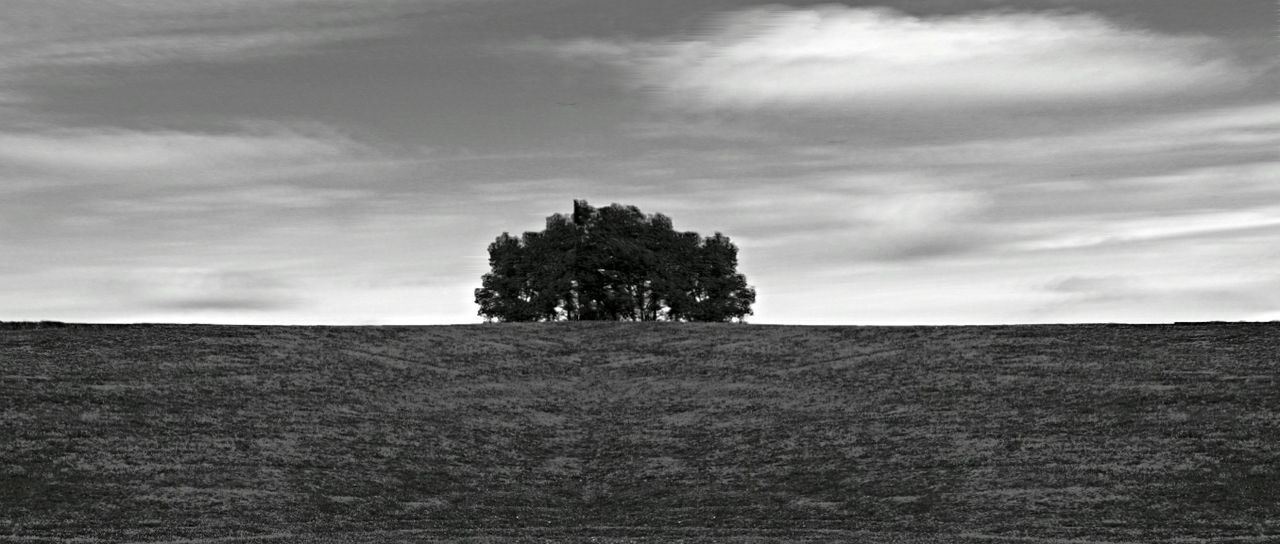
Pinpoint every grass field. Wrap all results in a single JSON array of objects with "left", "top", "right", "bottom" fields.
[{"left": 2, "top": 322, "right": 1278, "bottom": 543}]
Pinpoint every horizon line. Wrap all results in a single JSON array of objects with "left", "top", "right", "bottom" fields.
[{"left": 2, "top": 320, "right": 1275, "bottom": 328}]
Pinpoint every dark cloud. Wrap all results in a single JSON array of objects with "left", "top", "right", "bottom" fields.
[
  {"left": 1045, "top": 275, "right": 1143, "bottom": 297},
  {"left": 865, "top": 233, "right": 991, "bottom": 262},
  {"left": 152, "top": 296, "right": 298, "bottom": 312},
  {"left": 138, "top": 269, "right": 301, "bottom": 314}
]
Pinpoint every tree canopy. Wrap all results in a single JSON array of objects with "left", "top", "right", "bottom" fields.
[{"left": 475, "top": 200, "right": 756, "bottom": 322}]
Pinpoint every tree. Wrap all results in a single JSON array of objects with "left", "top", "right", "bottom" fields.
[{"left": 475, "top": 200, "right": 756, "bottom": 322}]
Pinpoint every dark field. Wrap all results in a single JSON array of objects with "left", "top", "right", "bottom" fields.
[{"left": 2, "top": 322, "right": 1278, "bottom": 543}]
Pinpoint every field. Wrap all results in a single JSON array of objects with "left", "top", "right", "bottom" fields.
[{"left": 2, "top": 322, "right": 1278, "bottom": 543}]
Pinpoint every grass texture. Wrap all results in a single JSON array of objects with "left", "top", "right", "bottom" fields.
[{"left": 2, "top": 322, "right": 1278, "bottom": 542}]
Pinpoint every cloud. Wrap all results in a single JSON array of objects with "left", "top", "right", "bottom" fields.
[
  {"left": 137, "top": 268, "right": 303, "bottom": 312},
  {"left": 615, "top": 99, "right": 1280, "bottom": 259},
  {"left": 655, "top": 178, "right": 999, "bottom": 264},
  {"left": 21, "top": 28, "right": 382, "bottom": 69},
  {"left": 0, "top": 122, "right": 378, "bottom": 189},
  {"left": 0, "top": 266, "right": 304, "bottom": 321},
  {"left": 535, "top": 5, "right": 1247, "bottom": 109},
  {"left": 1014, "top": 207, "right": 1280, "bottom": 251},
  {"left": 0, "top": 124, "right": 368, "bottom": 172},
  {"left": 152, "top": 296, "right": 297, "bottom": 312},
  {"left": 0, "top": 0, "right": 481, "bottom": 101},
  {"left": 1041, "top": 274, "right": 1280, "bottom": 318},
  {"left": 836, "top": 189, "right": 994, "bottom": 260},
  {"left": 896, "top": 102, "right": 1280, "bottom": 175},
  {"left": 87, "top": 185, "right": 376, "bottom": 216},
  {"left": 1045, "top": 275, "right": 1144, "bottom": 298},
  {"left": 0, "top": 121, "right": 410, "bottom": 269}
]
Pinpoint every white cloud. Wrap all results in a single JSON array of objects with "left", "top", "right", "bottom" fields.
[
  {"left": 1013, "top": 208, "right": 1280, "bottom": 251},
  {"left": 0, "top": 123, "right": 375, "bottom": 186},
  {"left": 901, "top": 102, "right": 1280, "bottom": 168},
  {"left": 540, "top": 6, "right": 1247, "bottom": 109},
  {"left": 87, "top": 185, "right": 375, "bottom": 216},
  {"left": 653, "top": 100, "right": 1280, "bottom": 256}
]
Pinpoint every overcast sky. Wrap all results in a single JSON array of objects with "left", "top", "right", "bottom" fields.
[{"left": 1, "top": 0, "right": 1277, "bottom": 325}]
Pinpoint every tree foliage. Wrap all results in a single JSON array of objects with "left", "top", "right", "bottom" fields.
[{"left": 475, "top": 200, "right": 756, "bottom": 322}]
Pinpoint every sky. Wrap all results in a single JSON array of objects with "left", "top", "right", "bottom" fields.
[{"left": 1, "top": 0, "right": 1277, "bottom": 325}]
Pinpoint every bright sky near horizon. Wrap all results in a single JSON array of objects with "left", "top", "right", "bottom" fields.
[{"left": 1, "top": 0, "right": 1277, "bottom": 325}]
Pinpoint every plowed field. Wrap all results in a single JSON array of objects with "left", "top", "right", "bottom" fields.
[{"left": 2, "top": 322, "right": 1277, "bottom": 542}]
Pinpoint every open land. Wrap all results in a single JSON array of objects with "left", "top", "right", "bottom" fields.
[{"left": 1, "top": 322, "right": 1278, "bottom": 543}]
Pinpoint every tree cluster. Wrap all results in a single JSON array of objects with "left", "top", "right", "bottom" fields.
[{"left": 475, "top": 200, "right": 756, "bottom": 322}]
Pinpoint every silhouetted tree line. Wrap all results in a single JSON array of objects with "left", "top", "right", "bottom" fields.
[
  {"left": 475, "top": 200, "right": 755, "bottom": 322},
  {"left": 0, "top": 321, "right": 70, "bottom": 329}
]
